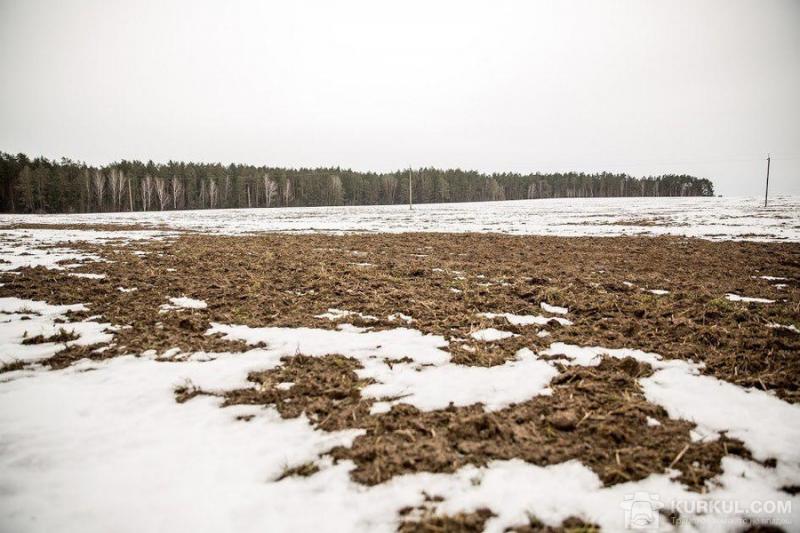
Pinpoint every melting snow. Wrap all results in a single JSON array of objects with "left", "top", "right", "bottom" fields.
[
  {"left": 3, "top": 196, "right": 798, "bottom": 241},
  {"left": 540, "top": 302, "right": 568, "bottom": 315},
  {"left": 470, "top": 328, "right": 517, "bottom": 342},
  {"left": 315, "top": 308, "right": 378, "bottom": 322},
  {"left": 767, "top": 323, "right": 799, "bottom": 334},
  {"left": 725, "top": 293, "right": 775, "bottom": 304},
  {"left": 1, "top": 314, "right": 799, "bottom": 531},
  {"left": 160, "top": 296, "right": 208, "bottom": 312},
  {"left": 648, "top": 289, "right": 669, "bottom": 295},
  {"left": 68, "top": 272, "right": 106, "bottom": 279},
  {"left": 367, "top": 348, "right": 557, "bottom": 413},
  {"left": 478, "top": 312, "right": 572, "bottom": 327},
  {"left": 542, "top": 342, "right": 800, "bottom": 464},
  {"left": 0, "top": 350, "right": 795, "bottom": 533},
  {"left": 0, "top": 297, "right": 113, "bottom": 365},
  {"left": 387, "top": 313, "right": 413, "bottom": 324}
]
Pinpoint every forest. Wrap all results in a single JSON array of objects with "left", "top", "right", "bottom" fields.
[{"left": 0, "top": 152, "right": 714, "bottom": 213}]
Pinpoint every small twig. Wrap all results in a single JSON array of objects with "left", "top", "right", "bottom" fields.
[{"left": 669, "top": 444, "right": 691, "bottom": 469}]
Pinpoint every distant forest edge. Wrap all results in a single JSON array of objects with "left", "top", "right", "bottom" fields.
[{"left": 0, "top": 152, "right": 714, "bottom": 214}]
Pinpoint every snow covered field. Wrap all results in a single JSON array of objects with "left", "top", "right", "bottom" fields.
[
  {"left": 0, "top": 199, "right": 799, "bottom": 532},
  {"left": 1, "top": 195, "right": 799, "bottom": 241}
]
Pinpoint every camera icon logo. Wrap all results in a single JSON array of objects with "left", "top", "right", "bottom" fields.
[{"left": 620, "top": 492, "right": 664, "bottom": 530}]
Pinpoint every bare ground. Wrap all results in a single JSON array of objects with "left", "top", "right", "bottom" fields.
[{"left": 1, "top": 228, "right": 798, "bottom": 530}]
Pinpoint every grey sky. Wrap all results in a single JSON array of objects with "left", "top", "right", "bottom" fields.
[{"left": 1, "top": 0, "right": 798, "bottom": 196}]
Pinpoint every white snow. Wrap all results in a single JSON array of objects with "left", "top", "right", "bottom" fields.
[
  {"left": 477, "top": 312, "right": 572, "bottom": 327},
  {"left": 209, "top": 323, "right": 450, "bottom": 366},
  {"left": 0, "top": 228, "right": 171, "bottom": 271},
  {"left": 209, "top": 324, "right": 555, "bottom": 414},
  {"left": 469, "top": 328, "right": 517, "bottom": 342},
  {"left": 767, "top": 323, "right": 799, "bottom": 334},
  {"left": 160, "top": 296, "right": 208, "bottom": 312},
  {"left": 543, "top": 341, "right": 800, "bottom": 464},
  {"left": 387, "top": 313, "right": 414, "bottom": 324},
  {"left": 3, "top": 198, "right": 800, "bottom": 531},
  {"left": 1, "top": 315, "right": 799, "bottom": 531},
  {"left": 540, "top": 302, "right": 568, "bottom": 315},
  {"left": 725, "top": 293, "right": 775, "bottom": 304},
  {"left": 648, "top": 289, "right": 670, "bottom": 295},
  {"left": 642, "top": 367, "right": 800, "bottom": 463},
  {"left": 0, "top": 297, "right": 114, "bottom": 365},
  {"left": 315, "top": 308, "right": 378, "bottom": 322},
  {"left": 366, "top": 348, "right": 557, "bottom": 412},
  {"left": 3, "top": 196, "right": 799, "bottom": 241},
  {"left": 0, "top": 355, "right": 363, "bottom": 533},
  {"left": 68, "top": 272, "right": 106, "bottom": 279},
  {"left": 0, "top": 352, "right": 795, "bottom": 533}
]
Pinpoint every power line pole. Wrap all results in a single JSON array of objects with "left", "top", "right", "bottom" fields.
[
  {"left": 764, "top": 154, "right": 771, "bottom": 207},
  {"left": 408, "top": 167, "right": 413, "bottom": 210}
]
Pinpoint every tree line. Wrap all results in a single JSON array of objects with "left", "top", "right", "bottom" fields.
[{"left": 0, "top": 151, "right": 714, "bottom": 213}]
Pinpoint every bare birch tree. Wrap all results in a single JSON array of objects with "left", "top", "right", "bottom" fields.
[
  {"left": 154, "top": 177, "right": 168, "bottom": 210},
  {"left": 92, "top": 170, "right": 106, "bottom": 210},
  {"left": 141, "top": 175, "right": 153, "bottom": 211},
  {"left": 264, "top": 175, "right": 277, "bottom": 207},
  {"left": 170, "top": 177, "right": 184, "bottom": 210}
]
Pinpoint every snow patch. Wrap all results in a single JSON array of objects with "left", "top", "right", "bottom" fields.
[
  {"left": 367, "top": 348, "right": 557, "bottom": 412},
  {"left": 0, "top": 297, "right": 113, "bottom": 365},
  {"left": 470, "top": 328, "right": 517, "bottom": 342},
  {"left": 68, "top": 272, "right": 106, "bottom": 279},
  {"left": 316, "top": 308, "right": 378, "bottom": 322},
  {"left": 160, "top": 296, "right": 208, "bottom": 312},
  {"left": 477, "top": 312, "right": 572, "bottom": 327},
  {"left": 725, "top": 293, "right": 774, "bottom": 304},
  {"left": 540, "top": 302, "right": 568, "bottom": 315}
]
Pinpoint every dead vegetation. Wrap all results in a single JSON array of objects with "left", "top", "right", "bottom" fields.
[
  {"left": 21, "top": 327, "right": 79, "bottom": 345},
  {"left": 1, "top": 227, "right": 798, "bottom": 531},
  {"left": 2, "top": 230, "right": 797, "bottom": 398}
]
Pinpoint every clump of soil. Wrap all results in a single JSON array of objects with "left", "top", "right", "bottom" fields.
[
  {"left": 21, "top": 327, "right": 79, "bottom": 345},
  {"left": 276, "top": 461, "right": 321, "bottom": 481},
  {"left": 507, "top": 516, "right": 599, "bottom": 532},
  {"left": 224, "top": 354, "right": 376, "bottom": 431},
  {"left": 398, "top": 508, "right": 495, "bottom": 533}
]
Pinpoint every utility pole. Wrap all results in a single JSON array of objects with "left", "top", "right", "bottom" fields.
[
  {"left": 764, "top": 154, "right": 771, "bottom": 208},
  {"left": 408, "top": 167, "right": 413, "bottom": 210}
]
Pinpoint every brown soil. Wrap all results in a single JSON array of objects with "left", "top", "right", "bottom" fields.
[
  {"left": 507, "top": 516, "right": 599, "bottom": 533},
  {"left": 223, "top": 354, "right": 375, "bottom": 431},
  {"left": 398, "top": 508, "right": 495, "bottom": 533},
  {"left": 219, "top": 353, "right": 747, "bottom": 490},
  {"left": 2, "top": 231, "right": 797, "bottom": 400},
  {"left": 21, "top": 327, "right": 79, "bottom": 345},
  {"left": 2, "top": 229, "right": 798, "bottom": 531}
]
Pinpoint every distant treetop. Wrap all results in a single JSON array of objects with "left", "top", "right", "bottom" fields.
[{"left": 0, "top": 152, "right": 714, "bottom": 214}]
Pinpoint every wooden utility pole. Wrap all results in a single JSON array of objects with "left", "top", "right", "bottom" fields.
[
  {"left": 764, "top": 154, "right": 771, "bottom": 207},
  {"left": 408, "top": 168, "right": 413, "bottom": 210}
]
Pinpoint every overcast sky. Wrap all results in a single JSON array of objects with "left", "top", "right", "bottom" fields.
[{"left": 1, "top": 0, "right": 798, "bottom": 196}]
